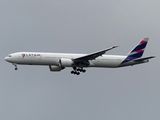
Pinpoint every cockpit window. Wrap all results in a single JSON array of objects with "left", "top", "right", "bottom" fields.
[{"left": 8, "top": 55, "right": 12, "bottom": 57}]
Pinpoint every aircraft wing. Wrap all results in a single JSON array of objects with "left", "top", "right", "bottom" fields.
[
  {"left": 73, "top": 46, "right": 118, "bottom": 62},
  {"left": 134, "top": 56, "right": 155, "bottom": 62}
]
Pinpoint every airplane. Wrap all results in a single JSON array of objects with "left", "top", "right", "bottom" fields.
[{"left": 4, "top": 38, "right": 155, "bottom": 75}]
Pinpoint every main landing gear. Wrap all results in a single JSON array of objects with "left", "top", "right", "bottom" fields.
[{"left": 71, "top": 67, "right": 86, "bottom": 75}]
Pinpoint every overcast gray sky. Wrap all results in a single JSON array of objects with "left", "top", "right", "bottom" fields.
[{"left": 0, "top": 0, "right": 159, "bottom": 120}]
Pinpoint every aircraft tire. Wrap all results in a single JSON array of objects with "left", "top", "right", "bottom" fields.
[
  {"left": 82, "top": 69, "right": 86, "bottom": 73},
  {"left": 77, "top": 72, "right": 80, "bottom": 75}
]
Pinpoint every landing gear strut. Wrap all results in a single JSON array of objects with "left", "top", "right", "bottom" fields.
[
  {"left": 71, "top": 67, "right": 86, "bottom": 75},
  {"left": 13, "top": 64, "right": 18, "bottom": 70}
]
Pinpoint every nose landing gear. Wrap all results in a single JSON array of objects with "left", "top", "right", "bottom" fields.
[{"left": 13, "top": 64, "right": 18, "bottom": 70}]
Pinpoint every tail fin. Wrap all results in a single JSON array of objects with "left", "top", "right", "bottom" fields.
[{"left": 123, "top": 38, "right": 149, "bottom": 63}]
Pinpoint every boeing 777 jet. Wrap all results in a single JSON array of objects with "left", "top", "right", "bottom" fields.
[{"left": 5, "top": 38, "right": 155, "bottom": 75}]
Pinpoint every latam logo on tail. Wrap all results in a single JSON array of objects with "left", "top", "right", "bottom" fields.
[
  {"left": 122, "top": 38, "right": 149, "bottom": 63},
  {"left": 5, "top": 38, "right": 155, "bottom": 75}
]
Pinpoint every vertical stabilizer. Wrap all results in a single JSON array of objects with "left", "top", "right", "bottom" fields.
[{"left": 123, "top": 38, "right": 149, "bottom": 63}]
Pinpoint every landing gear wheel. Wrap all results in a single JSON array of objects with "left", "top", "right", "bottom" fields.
[
  {"left": 71, "top": 67, "right": 86, "bottom": 75},
  {"left": 71, "top": 71, "right": 74, "bottom": 74},
  {"left": 77, "top": 72, "right": 80, "bottom": 75},
  {"left": 13, "top": 64, "right": 18, "bottom": 70},
  {"left": 82, "top": 69, "right": 86, "bottom": 73}
]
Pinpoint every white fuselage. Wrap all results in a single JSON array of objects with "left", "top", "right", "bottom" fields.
[
  {"left": 5, "top": 52, "right": 127, "bottom": 68},
  {"left": 4, "top": 38, "right": 153, "bottom": 75}
]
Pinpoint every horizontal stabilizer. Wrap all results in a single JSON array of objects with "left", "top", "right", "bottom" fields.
[{"left": 134, "top": 56, "right": 155, "bottom": 62}]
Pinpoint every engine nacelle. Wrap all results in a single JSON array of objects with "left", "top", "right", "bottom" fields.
[
  {"left": 60, "top": 58, "right": 74, "bottom": 67},
  {"left": 49, "top": 65, "right": 63, "bottom": 72}
]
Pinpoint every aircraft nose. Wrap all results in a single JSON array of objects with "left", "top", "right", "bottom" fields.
[{"left": 4, "top": 57, "right": 8, "bottom": 61}]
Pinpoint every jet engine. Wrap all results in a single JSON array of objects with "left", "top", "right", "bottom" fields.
[
  {"left": 60, "top": 58, "right": 74, "bottom": 67},
  {"left": 49, "top": 65, "right": 64, "bottom": 72}
]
